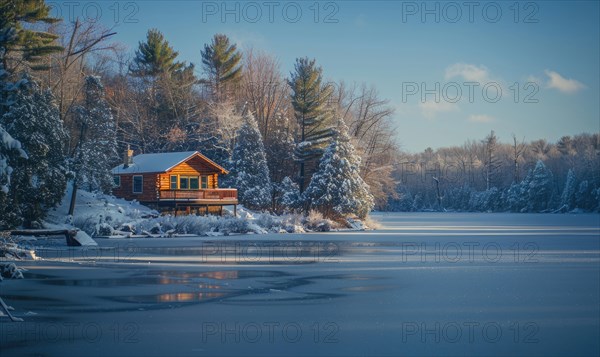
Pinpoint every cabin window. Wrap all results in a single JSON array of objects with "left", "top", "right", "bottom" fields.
[
  {"left": 113, "top": 175, "right": 121, "bottom": 187},
  {"left": 170, "top": 175, "right": 177, "bottom": 190},
  {"left": 178, "top": 176, "right": 200, "bottom": 190},
  {"left": 201, "top": 176, "right": 208, "bottom": 189},
  {"left": 190, "top": 177, "right": 199, "bottom": 190},
  {"left": 133, "top": 175, "right": 143, "bottom": 193},
  {"left": 179, "top": 176, "right": 189, "bottom": 190}
]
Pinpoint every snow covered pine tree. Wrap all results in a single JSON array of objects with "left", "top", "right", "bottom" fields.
[
  {"left": 73, "top": 75, "right": 118, "bottom": 193},
  {"left": 0, "top": 48, "right": 27, "bottom": 228},
  {"left": 0, "top": 126, "right": 27, "bottom": 229},
  {"left": 276, "top": 176, "right": 301, "bottom": 213},
  {"left": 526, "top": 160, "right": 554, "bottom": 212},
  {"left": 1, "top": 74, "right": 68, "bottom": 227},
  {"left": 560, "top": 168, "right": 577, "bottom": 211},
  {"left": 304, "top": 123, "right": 374, "bottom": 220},
  {"left": 228, "top": 111, "right": 271, "bottom": 210}
]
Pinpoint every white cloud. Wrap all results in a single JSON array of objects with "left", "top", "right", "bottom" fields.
[
  {"left": 419, "top": 100, "right": 459, "bottom": 119},
  {"left": 544, "top": 70, "right": 585, "bottom": 94},
  {"left": 468, "top": 114, "right": 494, "bottom": 123},
  {"left": 445, "top": 63, "right": 491, "bottom": 82}
]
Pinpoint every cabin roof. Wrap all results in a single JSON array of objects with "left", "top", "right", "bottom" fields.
[{"left": 111, "top": 151, "right": 228, "bottom": 175}]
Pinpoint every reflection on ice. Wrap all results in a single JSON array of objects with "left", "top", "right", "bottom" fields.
[{"left": 116, "top": 292, "right": 227, "bottom": 304}]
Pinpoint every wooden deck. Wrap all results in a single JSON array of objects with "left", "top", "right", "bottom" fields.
[
  {"left": 157, "top": 189, "right": 238, "bottom": 205},
  {"left": 153, "top": 189, "right": 238, "bottom": 216}
]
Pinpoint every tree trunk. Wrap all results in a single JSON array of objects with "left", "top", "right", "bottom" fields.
[
  {"left": 433, "top": 177, "right": 443, "bottom": 210},
  {"left": 68, "top": 180, "right": 77, "bottom": 216},
  {"left": 299, "top": 116, "right": 306, "bottom": 193}
]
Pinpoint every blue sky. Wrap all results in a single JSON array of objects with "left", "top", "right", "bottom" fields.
[{"left": 50, "top": 1, "right": 600, "bottom": 152}]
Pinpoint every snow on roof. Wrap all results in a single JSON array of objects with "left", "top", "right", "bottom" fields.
[{"left": 111, "top": 151, "right": 227, "bottom": 174}]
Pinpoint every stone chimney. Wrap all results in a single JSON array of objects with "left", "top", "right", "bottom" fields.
[{"left": 123, "top": 145, "right": 133, "bottom": 168}]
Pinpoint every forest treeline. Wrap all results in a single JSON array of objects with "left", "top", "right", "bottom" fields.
[
  {"left": 1, "top": 1, "right": 598, "bottom": 229},
  {"left": 388, "top": 132, "right": 600, "bottom": 213}
]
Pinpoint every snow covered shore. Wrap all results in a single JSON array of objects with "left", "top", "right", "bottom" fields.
[{"left": 41, "top": 188, "right": 373, "bottom": 241}]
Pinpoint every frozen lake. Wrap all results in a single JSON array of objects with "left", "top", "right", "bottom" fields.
[{"left": 1, "top": 213, "right": 599, "bottom": 356}]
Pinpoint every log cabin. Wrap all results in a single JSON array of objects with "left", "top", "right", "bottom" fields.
[{"left": 111, "top": 149, "right": 237, "bottom": 215}]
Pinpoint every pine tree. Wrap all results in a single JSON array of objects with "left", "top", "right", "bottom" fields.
[
  {"left": 228, "top": 112, "right": 271, "bottom": 210},
  {"left": 275, "top": 176, "right": 301, "bottom": 213},
  {"left": 0, "top": 128, "right": 21, "bottom": 191},
  {"left": 504, "top": 181, "right": 527, "bottom": 212},
  {"left": 0, "top": 60, "right": 27, "bottom": 192},
  {"left": 2, "top": 0, "right": 61, "bottom": 111},
  {"left": 1, "top": 30, "right": 26, "bottom": 229},
  {"left": 0, "top": 125, "right": 27, "bottom": 229},
  {"left": 560, "top": 169, "right": 576, "bottom": 210},
  {"left": 469, "top": 187, "right": 500, "bottom": 212},
  {"left": 1, "top": 74, "right": 68, "bottom": 227},
  {"left": 304, "top": 123, "right": 374, "bottom": 219},
  {"left": 575, "top": 180, "right": 595, "bottom": 210},
  {"left": 129, "top": 29, "right": 184, "bottom": 77},
  {"left": 0, "top": 12, "right": 13, "bottom": 114},
  {"left": 128, "top": 29, "right": 194, "bottom": 152},
  {"left": 72, "top": 76, "right": 118, "bottom": 193},
  {"left": 288, "top": 57, "right": 335, "bottom": 192},
  {"left": 526, "top": 160, "right": 554, "bottom": 212},
  {"left": 201, "top": 34, "right": 242, "bottom": 102},
  {"left": 446, "top": 185, "right": 472, "bottom": 211},
  {"left": 0, "top": 0, "right": 62, "bottom": 72}
]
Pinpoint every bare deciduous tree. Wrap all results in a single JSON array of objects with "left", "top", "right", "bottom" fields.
[
  {"left": 241, "top": 49, "right": 290, "bottom": 139},
  {"left": 511, "top": 134, "right": 527, "bottom": 182},
  {"left": 41, "top": 19, "right": 117, "bottom": 154}
]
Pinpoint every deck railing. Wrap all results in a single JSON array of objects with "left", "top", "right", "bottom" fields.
[{"left": 159, "top": 189, "right": 238, "bottom": 201}]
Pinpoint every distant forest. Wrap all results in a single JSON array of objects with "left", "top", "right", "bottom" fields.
[{"left": 388, "top": 132, "right": 600, "bottom": 213}]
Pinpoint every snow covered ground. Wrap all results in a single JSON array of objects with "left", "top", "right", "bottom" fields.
[
  {"left": 45, "top": 187, "right": 157, "bottom": 235},
  {"left": 42, "top": 188, "right": 353, "bottom": 239},
  {"left": 1, "top": 212, "right": 599, "bottom": 356}
]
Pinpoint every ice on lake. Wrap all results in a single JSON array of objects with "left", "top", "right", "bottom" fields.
[{"left": 1, "top": 212, "right": 599, "bottom": 356}]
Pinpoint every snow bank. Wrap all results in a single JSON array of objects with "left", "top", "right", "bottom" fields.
[
  {"left": 0, "top": 233, "right": 37, "bottom": 261},
  {"left": 44, "top": 187, "right": 377, "bottom": 239},
  {"left": 88, "top": 204, "right": 368, "bottom": 238},
  {"left": 45, "top": 184, "right": 157, "bottom": 237}
]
